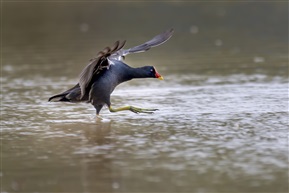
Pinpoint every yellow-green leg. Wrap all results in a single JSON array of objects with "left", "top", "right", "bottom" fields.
[{"left": 109, "top": 105, "right": 158, "bottom": 114}]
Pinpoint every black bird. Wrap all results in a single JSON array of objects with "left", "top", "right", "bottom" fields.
[{"left": 49, "top": 29, "right": 174, "bottom": 116}]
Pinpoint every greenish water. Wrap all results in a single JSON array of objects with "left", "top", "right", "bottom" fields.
[{"left": 1, "top": 2, "right": 288, "bottom": 193}]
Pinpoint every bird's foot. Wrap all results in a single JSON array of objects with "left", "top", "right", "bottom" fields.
[
  {"left": 129, "top": 106, "right": 158, "bottom": 114},
  {"left": 109, "top": 105, "right": 158, "bottom": 114},
  {"left": 96, "top": 114, "right": 103, "bottom": 120}
]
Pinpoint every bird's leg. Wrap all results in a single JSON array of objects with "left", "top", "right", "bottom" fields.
[
  {"left": 95, "top": 105, "right": 104, "bottom": 120},
  {"left": 96, "top": 114, "right": 103, "bottom": 120},
  {"left": 109, "top": 105, "right": 158, "bottom": 114}
]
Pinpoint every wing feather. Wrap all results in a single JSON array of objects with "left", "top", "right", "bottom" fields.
[
  {"left": 78, "top": 29, "right": 173, "bottom": 100},
  {"left": 109, "top": 28, "right": 174, "bottom": 60},
  {"left": 78, "top": 41, "right": 127, "bottom": 99}
]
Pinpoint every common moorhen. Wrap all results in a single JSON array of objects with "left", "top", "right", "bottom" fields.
[{"left": 49, "top": 29, "right": 174, "bottom": 115}]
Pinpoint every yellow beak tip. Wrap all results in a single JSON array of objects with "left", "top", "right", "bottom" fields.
[{"left": 158, "top": 76, "right": 164, "bottom": 80}]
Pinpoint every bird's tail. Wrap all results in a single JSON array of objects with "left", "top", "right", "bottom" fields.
[
  {"left": 48, "top": 93, "right": 70, "bottom": 102},
  {"left": 48, "top": 83, "right": 84, "bottom": 102}
]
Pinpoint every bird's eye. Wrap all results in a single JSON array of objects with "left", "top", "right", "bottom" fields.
[{"left": 150, "top": 69, "right": 154, "bottom": 72}]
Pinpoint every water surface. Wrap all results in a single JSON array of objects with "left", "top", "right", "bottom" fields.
[{"left": 1, "top": 2, "right": 288, "bottom": 193}]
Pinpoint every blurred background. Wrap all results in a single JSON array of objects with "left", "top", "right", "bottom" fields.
[{"left": 2, "top": 1, "right": 288, "bottom": 193}]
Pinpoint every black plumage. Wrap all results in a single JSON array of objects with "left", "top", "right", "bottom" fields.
[{"left": 49, "top": 29, "right": 174, "bottom": 115}]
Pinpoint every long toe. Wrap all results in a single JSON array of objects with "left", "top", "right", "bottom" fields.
[{"left": 130, "top": 107, "right": 159, "bottom": 114}]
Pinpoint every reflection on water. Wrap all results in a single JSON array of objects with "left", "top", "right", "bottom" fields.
[{"left": 2, "top": 1, "right": 288, "bottom": 193}]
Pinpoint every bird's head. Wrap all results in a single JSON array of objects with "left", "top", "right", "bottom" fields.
[{"left": 144, "top": 66, "right": 164, "bottom": 80}]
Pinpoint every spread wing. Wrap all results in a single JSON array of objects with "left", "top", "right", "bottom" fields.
[
  {"left": 78, "top": 40, "right": 126, "bottom": 99},
  {"left": 109, "top": 28, "right": 174, "bottom": 61},
  {"left": 78, "top": 28, "right": 174, "bottom": 99}
]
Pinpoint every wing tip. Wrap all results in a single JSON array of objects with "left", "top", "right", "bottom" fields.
[
  {"left": 167, "top": 28, "right": 174, "bottom": 35},
  {"left": 162, "top": 28, "right": 174, "bottom": 42}
]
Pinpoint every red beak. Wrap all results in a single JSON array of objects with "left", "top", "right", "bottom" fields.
[{"left": 154, "top": 68, "right": 164, "bottom": 80}]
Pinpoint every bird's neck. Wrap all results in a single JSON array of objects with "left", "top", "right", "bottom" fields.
[
  {"left": 129, "top": 67, "right": 149, "bottom": 79},
  {"left": 111, "top": 62, "right": 149, "bottom": 82}
]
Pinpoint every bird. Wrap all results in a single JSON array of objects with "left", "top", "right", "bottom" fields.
[{"left": 48, "top": 29, "right": 174, "bottom": 116}]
